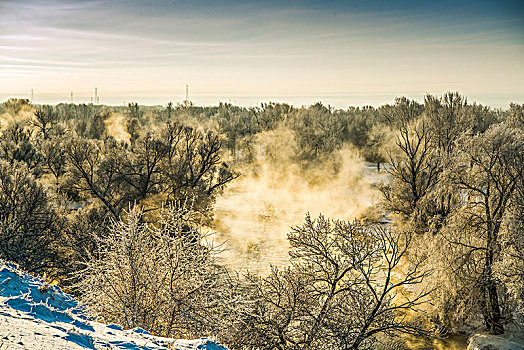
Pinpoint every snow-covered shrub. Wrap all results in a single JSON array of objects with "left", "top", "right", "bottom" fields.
[{"left": 76, "top": 203, "right": 233, "bottom": 338}]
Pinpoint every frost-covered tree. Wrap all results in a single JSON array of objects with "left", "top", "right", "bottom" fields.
[
  {"left": 32, "top": 105, "right": 58, "bottom": 139},
  {"left": 77, "top": 204, "right": 234, "bottom": 338},
  {"left": 381, "top": 115, "right": 438, "bottom": 220},
  {"left": 2, "top": 98, "right": 31, "bottom": 116},
  {"left": 0, "top": 160, "right": 64, "bottom": 274},
  {"left": 230, "top": 215, "right": 431, "bottom": 350},
  {"left": 432, "top": 124, "right": 524, "bottom": 334},
  {"left": 63, "top": 122, "right": 238, "bottom": 221},
  {"left": 0, "top": 123, "right": 42, "bottom": 174},
  {"left": 363, "top": 123, "right": 393, "bottom": 172},
  {"left": 506, "top": 103, "right": 524, "bottom": 129}
]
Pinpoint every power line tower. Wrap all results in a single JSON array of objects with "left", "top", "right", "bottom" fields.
[
  {"left": 31, "top": 89, "right": 34, "bottom": 104},
  {"left": 185, "top": 85, "right": 189, "bottom": 102},
  {"left": 94, "top": 87, "right": 98, "bottom": 105},
  {"left": 71, "top": 92, "right": 73, "bottom": 104}
]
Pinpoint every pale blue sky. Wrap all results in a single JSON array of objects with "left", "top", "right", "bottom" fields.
[{"left": 1, "top": 0, "right": 523, "bottom": 107}]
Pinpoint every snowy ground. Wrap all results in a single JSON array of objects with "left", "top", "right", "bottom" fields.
[
  {"left": 0, "top": 262, "right": 227, "bottom": 350},
  {"left": 468, "top": 332, "right": 524, "bottom": 350}
]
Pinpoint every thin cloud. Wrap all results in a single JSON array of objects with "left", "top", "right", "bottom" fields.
[{"left": 0, "top": 0, "right": 523, "bottom": 107}]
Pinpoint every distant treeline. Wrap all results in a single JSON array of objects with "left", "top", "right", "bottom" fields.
[{"left": 3, "top": 94, "right": 520, "bottom": 168}]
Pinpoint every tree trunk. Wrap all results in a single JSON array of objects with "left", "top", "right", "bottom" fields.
[
  {"left": 485, "top": 278, "right": 503, "bottom": 334},
  {"left": 484, "top": 228, "right": 504, "bottom": 334}
]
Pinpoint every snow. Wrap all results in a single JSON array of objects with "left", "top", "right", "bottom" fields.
[
  {"left": 0, "top": 262, "right": 228, "bottom": 350},
  {"left": 468, "top": 333, "right": 524, "bottom": 350}
]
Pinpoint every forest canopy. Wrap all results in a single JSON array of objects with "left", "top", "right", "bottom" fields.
[{"left": 0, "top": 93, "right": 522, "bottom": 349}]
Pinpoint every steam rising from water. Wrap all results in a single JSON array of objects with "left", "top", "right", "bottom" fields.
[
  {"left": 213, "top": 143, "right": 384, "bottom": 274},
  {"left": 0, "top": 107, "right": 33, "bottom": 130},
  {"left": 104, "top": 112, "right": 131, "bottom": 143}
]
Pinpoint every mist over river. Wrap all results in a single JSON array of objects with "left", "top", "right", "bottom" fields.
[{"left": 211, "top": 151, "right": 386, "bottom": 274}]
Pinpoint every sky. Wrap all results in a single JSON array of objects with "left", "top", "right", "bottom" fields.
[{"left": 1, "top": 0, "right": 523, "bottom": 108}]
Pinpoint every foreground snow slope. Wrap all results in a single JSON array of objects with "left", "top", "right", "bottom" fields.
[{"left": 0, "top": 262, "right": 227, "bottom": 350}]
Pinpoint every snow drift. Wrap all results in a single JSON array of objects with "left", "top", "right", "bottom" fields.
[{"left": 0, "top": 261, "right": 228, "bottom": 350}]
